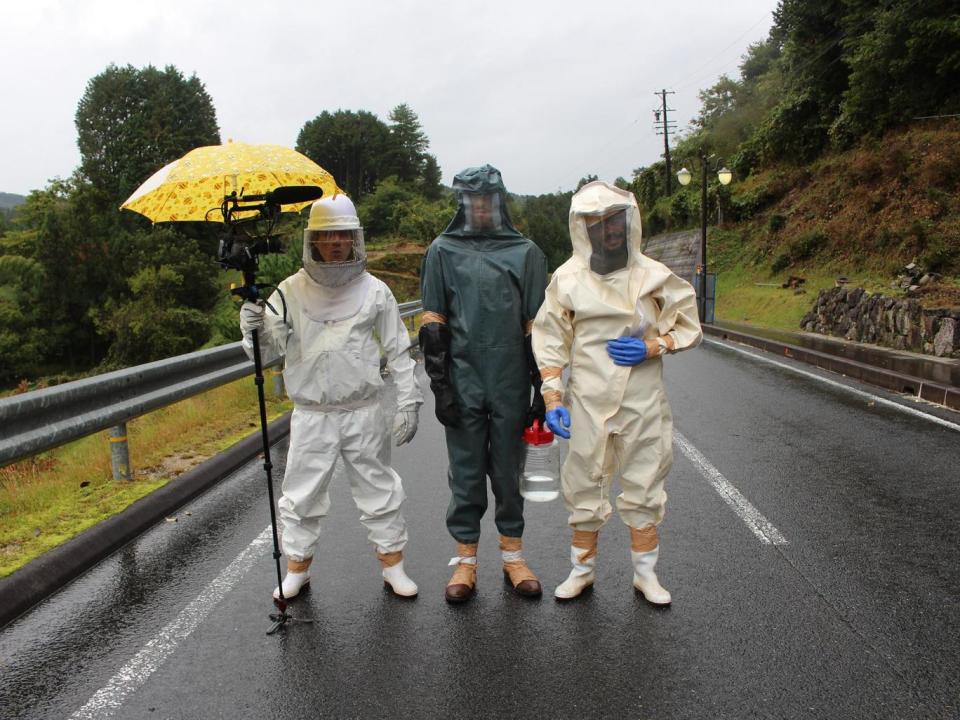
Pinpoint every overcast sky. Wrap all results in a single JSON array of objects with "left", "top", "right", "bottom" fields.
[{"left": 0, "top": 0, "right": 779, "bottom": 197}]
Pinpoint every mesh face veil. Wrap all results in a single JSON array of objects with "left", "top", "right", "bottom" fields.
[
  {"left": 583, "top": 208, "right": 630, "bottom": 275},
  {"left": 462, "top": 192, "right": 504, "bottom": 233},
  {"left": 303, "top": 229, "right": 366, "bottom": 287},
  {"left": 439, "top": 165, "right": 524, "bottom": 239},
  {"left": 302, "top": 194, "right": 367, "bottom": 287}
]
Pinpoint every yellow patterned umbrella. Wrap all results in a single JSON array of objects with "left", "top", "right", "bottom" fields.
[{"left": 120, "top": 141, "right": 339, "bottom": 223}]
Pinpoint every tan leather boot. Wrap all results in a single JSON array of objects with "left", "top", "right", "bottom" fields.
[
  {"left": 500, "top": 535, "right": 542, "bottom": 597},
  {"left": 445, "top": 542, "right": 478, "bottom": 603}
]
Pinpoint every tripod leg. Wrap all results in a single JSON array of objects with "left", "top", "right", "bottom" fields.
[{"left": 250, "top": 328, "right": 298, "bottom": 630}]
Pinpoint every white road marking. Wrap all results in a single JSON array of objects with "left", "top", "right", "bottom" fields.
[
  {"left": 674, "top": 431, "right": 788, "bottom": 546},
  {"left": 705, "top": 338, "right": 960, "bottom": 434},
  {"left": 70, "top": 526, "right": 272, "bottom": 720}
]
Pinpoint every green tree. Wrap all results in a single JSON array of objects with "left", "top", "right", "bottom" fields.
[
  {"left": 296, "top": 110, "right": 392, "bottom": 200},
  {"left": 386, "top": 103, "right": 430, "bottom": 183},
  {"left": 0, "top": 255, "right": 48, "bottom": 382},
  {"left": 75, "top": 64, "right": 220, "bottom": 206},
  {"left": 512, "top": 192, "right": 573, "bottom": 271},
  {"left": 834, "top": 0, "right": 960, "bottom": 145},
  {"left": 91, "top": 262, "right": 212, "bottom": 368},
  {"left": 418, "top": 154, "right": 444, "bottom": 200},
  {"left": 576, "top": 174, "right": 599, "bottom": 190}
]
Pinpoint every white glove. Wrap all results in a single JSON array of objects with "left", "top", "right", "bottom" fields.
[
  {"left": 239, "top": 301, "right": 265, "bottom": 334},
  {"left": 393, "top": 406, "right": 419, "bottom": 446}
]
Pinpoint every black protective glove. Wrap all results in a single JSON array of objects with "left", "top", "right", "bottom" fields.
[
  {"left": 419, "top": 322, "right": 460, "bottom": 428},
  {"left": 524, "top": 334, "right": 546, "bottom": 429}
]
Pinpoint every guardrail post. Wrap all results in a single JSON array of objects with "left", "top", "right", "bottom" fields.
[
  {"left": 269, "top": 367, "right": 285, "bottom": 399},
  {"left": 109, "top": 423, "right": 132, "bottom": 480}
]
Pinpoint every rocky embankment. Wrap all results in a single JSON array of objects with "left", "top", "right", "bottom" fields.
[{"left": 801, "top": 287, "right": 960, "bottom": 358}]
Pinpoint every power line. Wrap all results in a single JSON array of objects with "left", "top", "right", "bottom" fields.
[{"left": 666, "top": 12, "right": 775, "bottom": 90}]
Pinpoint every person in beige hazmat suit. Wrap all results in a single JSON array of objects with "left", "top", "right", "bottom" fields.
[{"left": 531, "top": 181, "right": 702, "bottom": 603}]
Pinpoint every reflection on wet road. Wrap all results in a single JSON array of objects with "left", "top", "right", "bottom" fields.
[{"left": 2, "top": 340, "right": 958, "bottom": 719}]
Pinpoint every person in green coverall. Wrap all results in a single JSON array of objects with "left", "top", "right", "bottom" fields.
[{"left": 419, "top": 165, "right": 548, "bottom": 603}]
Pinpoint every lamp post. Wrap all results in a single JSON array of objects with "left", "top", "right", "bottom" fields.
[{"left": 676, "top": 152, "right": 732, "bottom": 323}]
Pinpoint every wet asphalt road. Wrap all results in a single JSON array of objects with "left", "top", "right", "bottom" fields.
[{"left": 1, "top": 338, "right": 958, "bottom": 720}]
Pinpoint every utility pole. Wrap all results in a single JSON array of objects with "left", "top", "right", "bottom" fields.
[
  {"left": 699, "top": 149, "right": 709, "bottom": 323},
  {"left": 653, "top": 89, "right": 677, "bottom": 195}
]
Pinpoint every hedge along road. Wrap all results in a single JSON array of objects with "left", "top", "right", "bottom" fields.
[{"left": 1, "top": 341, "right": 958, "bottom": 719}]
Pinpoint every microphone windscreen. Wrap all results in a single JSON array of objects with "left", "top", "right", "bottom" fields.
[{"left": 267, "top": 186, "right": 324, "bottom": 205}]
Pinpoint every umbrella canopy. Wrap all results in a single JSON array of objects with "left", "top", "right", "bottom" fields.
[{"left": 120, "top": 141, "right": 339, "bottom": 223}]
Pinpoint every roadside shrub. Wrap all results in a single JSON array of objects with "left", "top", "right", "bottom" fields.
[
  {"left": 769, "top": 228, "right": 828, "bottom": 273},
  {"left": 771, "top": 252, "right": 792, "bottom": 274}
]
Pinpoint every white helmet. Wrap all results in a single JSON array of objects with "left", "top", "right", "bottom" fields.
[{"left": 302, "top": 193, "right": 366, "bottom": 287}]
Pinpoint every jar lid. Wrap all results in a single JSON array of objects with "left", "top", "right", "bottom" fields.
[{"left": 523, "top": 419, "right": 554, "bottom": 445}]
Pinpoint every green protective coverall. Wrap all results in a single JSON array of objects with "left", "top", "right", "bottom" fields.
[{"left": 419, "top": 165, "right": 547, "bottom": 543}]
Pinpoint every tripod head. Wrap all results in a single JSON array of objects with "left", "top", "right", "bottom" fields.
[{"left": 215, "top": 185, "right": 324, "bottom": 301}]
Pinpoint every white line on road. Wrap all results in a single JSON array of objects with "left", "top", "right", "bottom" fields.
[
  {"left": 705, "top": 338, "right": 960, "bottom": 433},
  {"left": 70, "top": 526, "right": 272, "bottom": 720},
  {"left": 674, "top": 431, "right": 788, "bottom": 545}
]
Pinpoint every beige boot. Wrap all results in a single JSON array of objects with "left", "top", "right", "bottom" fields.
[
  {"left": 378, "top": 550, "right": 418, "bottom": 598},
  {"left": 273, "top": 557, "right": 312, "bottom": 600},
  {"left": 631, "top": 525, "right": 671, "bottom": 606},
  {"left": 500, "top": 535, "right": 542, "bottom": 597},
  {"left": 554, "top": 529, "right": 598, "bottom": 600},
  {"left": 445, "top": 542, "right": 478, "bottom": 604}
]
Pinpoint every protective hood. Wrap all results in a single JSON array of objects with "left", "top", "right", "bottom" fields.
[
  {"left": 569, "top": 181, "right": 643, "bottom": 276},
  {"left": 302, "top": 193, "right": 367, "bottom": 287},
  {"left": 440, "top": 164, "right": 524, "bottom": 239}
]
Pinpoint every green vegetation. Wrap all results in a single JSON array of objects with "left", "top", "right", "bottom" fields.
[
  {"left": 0, "top": 379, "right": 291, "bottom": 577},
  {"left": 618, "top": 0, "right": 960, "bottom": 326}
]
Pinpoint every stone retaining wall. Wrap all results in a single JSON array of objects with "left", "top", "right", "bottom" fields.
[{"left": 800, "top": 287, "right": 960, "bottom": 358}]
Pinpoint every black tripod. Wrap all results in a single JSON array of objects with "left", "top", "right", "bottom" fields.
[
  {"left": 239, "top": 282, "right": 311, "bottom": 635},
  {"left": 215, "top": 184, "right": 326, "bottom": 634}
]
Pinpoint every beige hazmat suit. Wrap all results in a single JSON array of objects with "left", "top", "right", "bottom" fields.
[{"left": 531, "top": 181, "right": 702, "bottom": 601}]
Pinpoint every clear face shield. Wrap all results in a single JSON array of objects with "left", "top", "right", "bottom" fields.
[
  {"left": 462, "top": 192, "right": 504, "bottom": 234},
  {"left": 584, "top": 208, "right": 630, "bottom": 275},
  {"left": 302, "top": 228, "right": 367, "bottom": 287}
]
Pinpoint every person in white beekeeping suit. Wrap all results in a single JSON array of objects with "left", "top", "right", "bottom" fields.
[
  {"left": 531, "top": 181, "right": 702, "bottom": 603},
  {"left": 239, "top": 193, "right": 422, "bottom": 600}
]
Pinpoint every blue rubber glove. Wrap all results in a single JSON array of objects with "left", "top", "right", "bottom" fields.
[
  {"left": 606, "top": 336, "right": 648, "bottom": 366},
  {"left": 545, "top": 405, "right": 571, "bottom": 439}
]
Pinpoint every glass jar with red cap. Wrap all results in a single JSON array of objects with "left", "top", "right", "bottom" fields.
[{"left": 520, "top": 419, "right": 560, "bottom": 502}]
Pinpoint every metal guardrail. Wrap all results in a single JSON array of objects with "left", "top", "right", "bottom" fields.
[{"left": 0, "top": 299, "right": 423, "bottom": 470}]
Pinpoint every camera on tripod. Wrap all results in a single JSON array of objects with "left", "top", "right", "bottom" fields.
[{"left": 214, "top": 185, "right": 324, "bottom": 300}]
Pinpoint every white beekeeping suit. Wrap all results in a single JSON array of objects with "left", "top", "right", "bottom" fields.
[
  {"left": 531, "top": 181, "right": 702, "bottom": 603},
  {"left": 239, "top": 193, "right": 422, "bottom": 600}
]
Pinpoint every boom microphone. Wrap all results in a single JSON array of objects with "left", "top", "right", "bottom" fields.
[{"left": 265, "top": 185, "right": 324, "bottom": 206}]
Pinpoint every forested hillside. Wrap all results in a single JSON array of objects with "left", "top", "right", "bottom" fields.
[{"left": 625, "top": 0, "right": 960, "bottom": 287}]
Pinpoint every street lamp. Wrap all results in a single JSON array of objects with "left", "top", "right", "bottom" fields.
[{"left": 676, "top": 152, "right": 733, "bottom": 323}]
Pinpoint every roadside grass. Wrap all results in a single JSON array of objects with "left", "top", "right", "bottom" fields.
[{"left": 0, "top": 378, "right": 291, "bottom": 578}]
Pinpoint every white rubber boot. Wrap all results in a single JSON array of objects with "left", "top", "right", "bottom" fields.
[
  {"left": 273, "top": 570, "right": 310, "bottom": 600},
  {"left": 554, "top": 545, "right": 596, "bottom": 600},
  {"left": 273, "top": 557, "right": 312, "bottom": 600},
  {"left": 379, "top": 551, "right": 418, "bottom": 598},
  {"left": 631, "top": 547, "right": 671, "bottom": 606}
]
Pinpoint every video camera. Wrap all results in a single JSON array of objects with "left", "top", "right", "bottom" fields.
[{"left": 214, "top": 185, "right": 323, "bottom": 301}]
